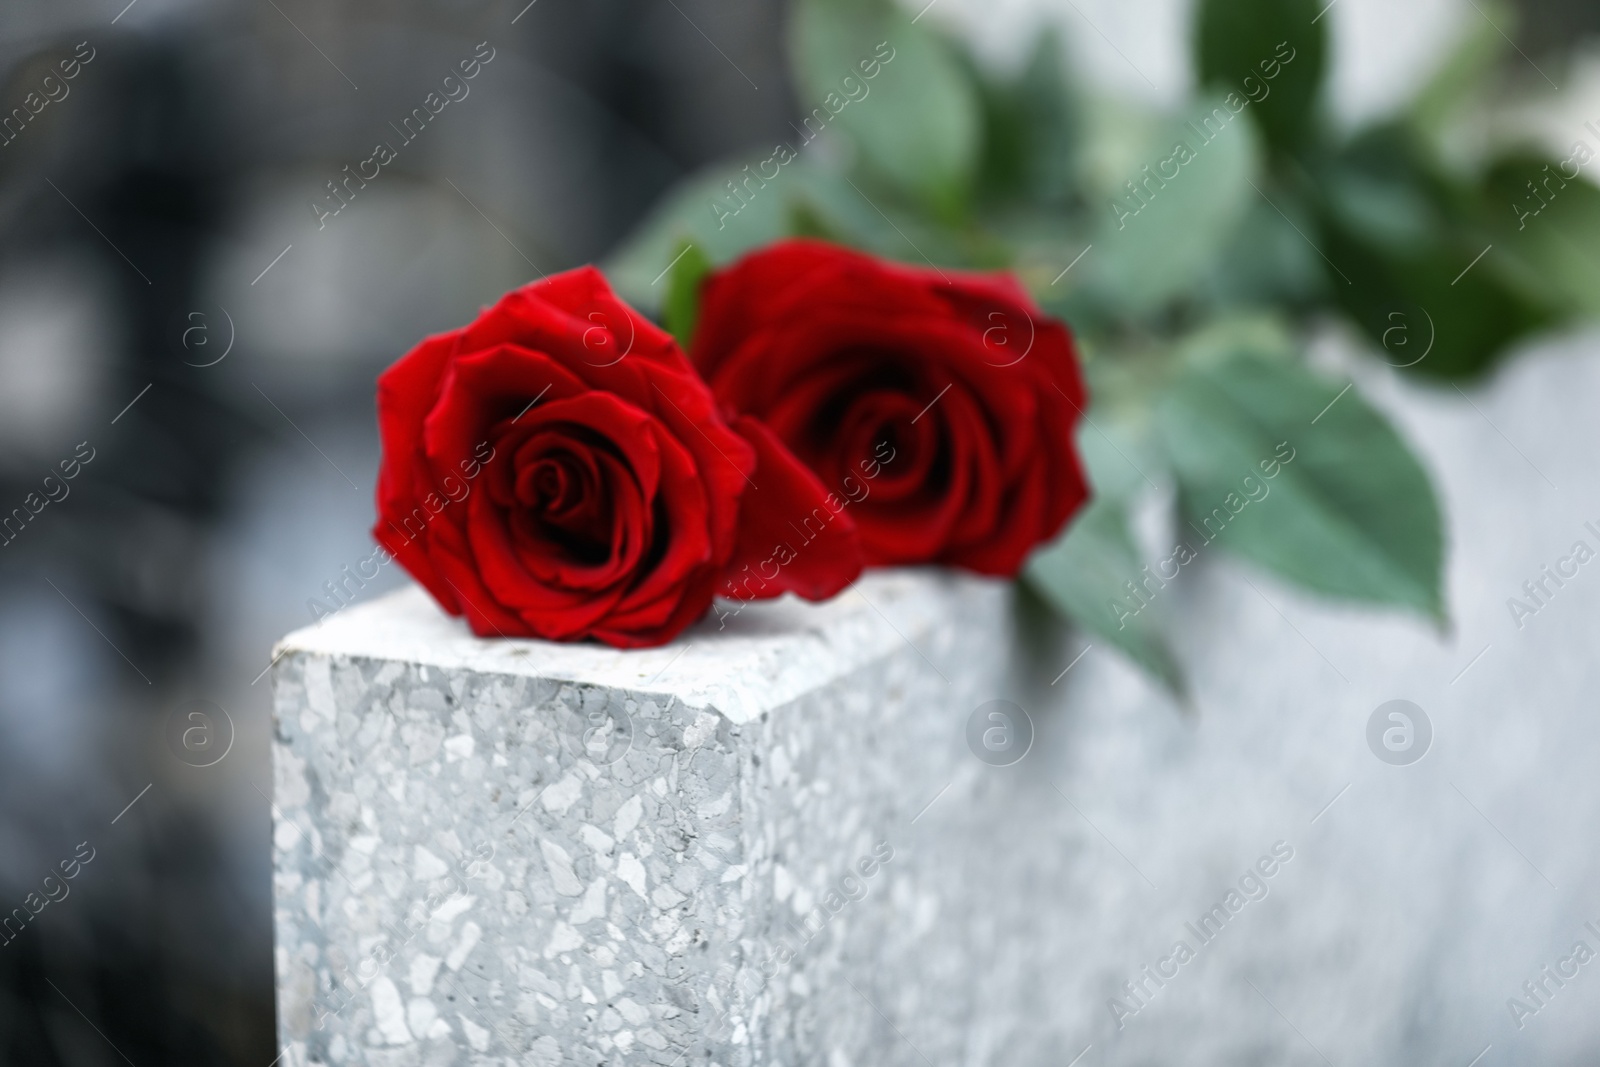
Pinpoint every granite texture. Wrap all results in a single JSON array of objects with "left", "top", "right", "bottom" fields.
[
  {"left": 276, "top": 336, "right": 1600, "bottom": 1067},
  {"left": 271, "top": 570, "right": 1012, "bottom": 1067}
]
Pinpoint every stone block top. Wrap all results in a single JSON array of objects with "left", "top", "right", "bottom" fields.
[{"left": 273, "top": 569, "right": 1000, "bottom": 725}]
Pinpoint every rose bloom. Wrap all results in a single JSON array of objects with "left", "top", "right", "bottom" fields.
[
  {"left": 372, "top": 267, "right": 861, "bottom": 647},
  {"left": 691, "top": 240, "right": 1090, "bottom": 575}
]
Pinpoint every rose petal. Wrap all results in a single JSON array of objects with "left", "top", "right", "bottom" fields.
[
  {"left": 691, "top": 239, "right": 1091, "bottom": 579},
  {"left": 719, "top": 416, "right": 863, "bottom": 603}
]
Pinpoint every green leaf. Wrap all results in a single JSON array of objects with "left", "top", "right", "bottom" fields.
[
  {"left": 1025, "top": 498, "right": 1186, "bottom": 697},
  {"left": 662, "top": 240, "right": 712, "bottom": 351},
  {"left": 1310, "top": 130, "right": 1560, "bottom": 377},
  {"left": 1194, "top": 0, "right": 1326, "bottom": 156},
  {"left": 789, "top": 0, "right": 981, "bottom": 215},
  {"left": 603, "top": 161, "right": 800, "bottom": 311},
  {"left": 1406, "top": 0, "right": 1508, "bottom": 140},
  {"left": 1087, "top": 93, "right": 1260, "bottom": 315},
  {"left": 1482, "top": 154, "right": 1600, "bottom": 320},
  {"left": 603, "top": 154, "right": 978, "bottom": 312},
  {"left": 1156, "top": 356, "right": 1445, "bottom": 620},
  {"left": 1171, "top": 313, "right": 1299, "bottom": 370},
  {"left": 604, "top": 159, "right": 865, "bottom": 310},
  {"left": 1023, "top": 417, "right": 1184, "bottom": 695},
  {"left": 1207, "top": 189, "right": 1328, "bottom": 308},
  {"left": 971, "top": 28, "right": 1081, "bottom": 205}
]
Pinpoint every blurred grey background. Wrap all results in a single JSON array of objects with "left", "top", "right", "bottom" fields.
[{"left": 0, "top": 0, "right": 1591, "bottom": 1062}]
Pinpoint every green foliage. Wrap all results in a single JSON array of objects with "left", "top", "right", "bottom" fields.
[
  {"left": 605, "top": 162, "right": 806, "bottom": 310},
  {"left": 1206, "top": 193, "right": 1327, "bottom": 308},
  {"left": 1022, "top": 398, "right": 1188, "bottom": 692},
  {"left": 601, "top": 0, "right": 1591, "bottom": 691},
  {"left": 971, "top": 29, "right": 1081, "bottom": 206},
  {"left": 1195, "top": 0, "right": 1326, "bottom": 156},
  {"left": 1309, "top": 127, "right": 1559, "bottom": 377},
  {"left": 663, "top": 240, "right": 712, "bottom": 351},
  {"left": 605, "top": 158, "right": 915, "bottom": 311},
  {"left": 1026, "top": 497, "right": 1186, "bottom": 697},
  {"left": 1087, "top": 93, "right": 1261, "bottom": 316},
  {"left": 1407, "top": 0, "right": 1510, "bottom": 140},
  {"left": 1158, "top": 355, "right": 1445, "bottom": 620},
  {"left": 1483, "top": 154, "right": 1600, "bottom": 320},
  {"left": 789, "top": 0, "right": 980, "bottom": 216}
]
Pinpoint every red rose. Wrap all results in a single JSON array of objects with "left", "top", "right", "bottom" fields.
[
  {"left": 691, "top": 240, "right": 1090, "bottom": 576},
  {"left": 372, "top": 267, "right": 862, "bottom": 647}
]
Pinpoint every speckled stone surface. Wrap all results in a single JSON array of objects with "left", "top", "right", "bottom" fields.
[
  {"left": 271, "top": 570, "right": 1012, "bottom": 1067},
  {"left": 276, "top": 336, "right": 1600, "bottom": 1067}
]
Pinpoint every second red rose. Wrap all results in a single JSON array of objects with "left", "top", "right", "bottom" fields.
[{"left": 691, "top": 239, "right": 1091, "bottom": 577}]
